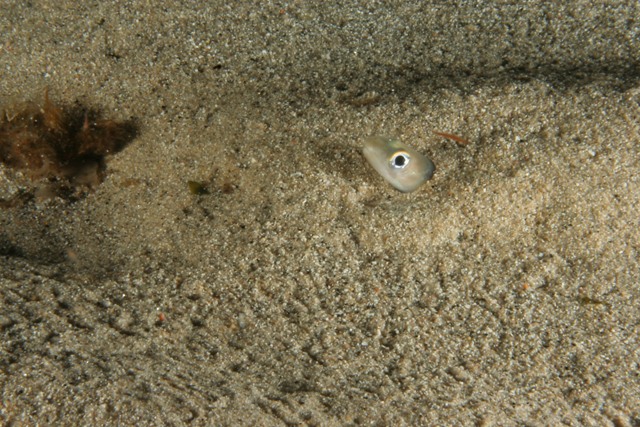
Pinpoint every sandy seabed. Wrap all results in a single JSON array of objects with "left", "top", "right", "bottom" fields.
[{"left": 1, "top": 2, "right": 639, "bottom": 426}]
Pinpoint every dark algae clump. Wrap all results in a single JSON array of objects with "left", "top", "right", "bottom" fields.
[{"left": 0, "top": 90, "right": 137, "bottom": 201}]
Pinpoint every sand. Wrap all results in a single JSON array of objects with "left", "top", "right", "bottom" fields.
[{"left": 1, "top": 2, "right": 639, "bottom": 425}]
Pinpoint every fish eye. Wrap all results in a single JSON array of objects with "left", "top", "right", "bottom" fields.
[
  {"left": 390, "top": 152, "right": 410, "bottom": 169},
  {"left": 363, "top": 136, "right": 435, "bottom": 192}
]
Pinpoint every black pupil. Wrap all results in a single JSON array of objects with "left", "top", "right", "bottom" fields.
[{"left": 393, "top": 154, "right": 407, "bottom": 167}]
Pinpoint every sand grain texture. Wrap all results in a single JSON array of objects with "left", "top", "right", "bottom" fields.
[{"left": 1, "top": 2, "right": 639, "bottom": 426}]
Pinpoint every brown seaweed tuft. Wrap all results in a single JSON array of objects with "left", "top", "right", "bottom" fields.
[{"left": 0, "top": 90, "right": 137, "bottom": 200}]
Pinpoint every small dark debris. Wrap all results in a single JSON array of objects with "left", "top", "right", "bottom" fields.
[
  {"left": 187, "top": 180, "right": 209, "bottom": 195},
  {"left": 220, "top": 181, "right": 235, "bottom": 194},
  {"left": 578, "top": 296, "right": 607, "bottom": 306}
]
